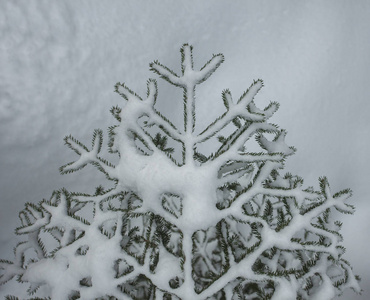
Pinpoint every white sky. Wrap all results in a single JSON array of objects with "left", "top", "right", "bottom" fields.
[{"left": 1, "top": 1, "right": 369, "bottom": 298}]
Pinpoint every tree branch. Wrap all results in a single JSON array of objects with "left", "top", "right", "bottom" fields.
[
  {"left": 60, "top": 131, "right": 117, "bottom": 180},
  {"left": 196, "top": 81, "right": 269, "bottom": 143}
]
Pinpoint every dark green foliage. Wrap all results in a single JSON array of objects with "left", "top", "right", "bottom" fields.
[{"left": 152, "top": 133, "right": 174, "bottom": 154}]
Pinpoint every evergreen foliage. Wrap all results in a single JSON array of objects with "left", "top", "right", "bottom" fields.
[{"left": 0, "top": 44, "right": 361, "bottom": 299}]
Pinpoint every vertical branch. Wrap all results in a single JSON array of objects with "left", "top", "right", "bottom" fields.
[
  {"left": 176, "top": 232, "right": 199, "bottom": 299},
  {"left": 181, "top": 44, "right": 196, "bottom": 165},
  {"left": 183, "top": 85, "right": 196, "bottom": 165},
  {"left": 150, "top": 44, "right": 223, "bottom": 166}
]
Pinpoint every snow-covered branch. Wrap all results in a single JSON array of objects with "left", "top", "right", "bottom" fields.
[
  {"left": 60, "top": 130, "right": 117, "bottom": 180},
  {"left": 1, "top": 44, "right": 359, "bottom": 300},
  {"left": 196, "top": 81, "right": 279, "bottom": 144}
]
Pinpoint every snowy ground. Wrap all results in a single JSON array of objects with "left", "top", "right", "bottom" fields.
[{"left": 1, "top": 1, "right": 369, "bottom": 299}]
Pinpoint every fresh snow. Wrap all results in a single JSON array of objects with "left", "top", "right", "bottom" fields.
[
  {"left": 0, "top": 43, "right": 362, "bottom": 299},
  {"left": 1, "top": 1, "right": 370, "bottom": 299}
]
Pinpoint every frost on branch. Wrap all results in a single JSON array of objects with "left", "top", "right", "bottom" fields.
[{"left": 0, "top": 44, "right": 361, "bottom": 300}]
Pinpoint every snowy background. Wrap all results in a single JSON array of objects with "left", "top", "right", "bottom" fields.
[{"left": 0, "top": 0, "right": 369, "bottom": 298}]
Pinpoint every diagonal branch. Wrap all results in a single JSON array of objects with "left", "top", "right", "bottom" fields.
[
  {"left": 194, "top": 53, "right": 224, "bottom": 84},
  {"left": 116, "top": 79, "right": 183, "bottom": 143},
  {"left": 208, "top": 122, "right": 279, "bottom": 172},
  {"left": 196, "top": 80, "right": 271, "bottom": 143},
  {"left": 150, "top": 61, "right": 183, "bottom": 87},
  {"left": 149, "top": 109, "right": 183, "bottom": 141},
  {"left": 60, "top": 130, "right": 117, "bottom": 180},
  {"left": 198, "top": 237, "right": 277, "bottom": 300}
]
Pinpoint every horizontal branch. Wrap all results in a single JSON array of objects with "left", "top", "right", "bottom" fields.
[
  {"left": 287, "top": 241, "right": 337, "bottom": 258},
  {"left": 262, "top": 187, "right": 320, "bottom": 201},
  {"left": 73, "top": 187, "right": 125, "bottom": 204},
  {"left": 235, "top": 152, "right": 285, "bottom": 163}
]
